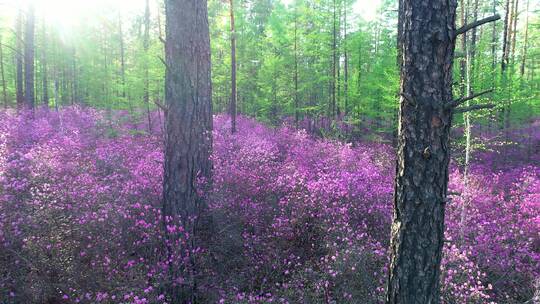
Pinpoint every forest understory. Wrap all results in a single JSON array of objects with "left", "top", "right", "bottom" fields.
[{"left": 0, "top": 109, "right": 538, "bottom": 303}]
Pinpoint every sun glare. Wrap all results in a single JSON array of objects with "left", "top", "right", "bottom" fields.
[{"left": 1, "top": 0, "right": 146, "bottom": 34}]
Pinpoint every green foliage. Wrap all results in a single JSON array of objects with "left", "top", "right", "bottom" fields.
[{"left": 0, "top": 0, "right": 538, "bottom": 131}]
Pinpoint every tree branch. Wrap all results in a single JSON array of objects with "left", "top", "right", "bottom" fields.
[
  {"left": 455, "top": 14, "right": 500, "bottom": 36},
  {"left": 0, "top": 43, "right": 23, "bottom": 57},
  {"left": 454, "top": 103, "right": 495, "bottom": 114},
  {"left": 154, "top": 100, "right": 168, "bottom": 113},
  {"left": 447, "top": 89, "right": 493, "bottom": 109},
  {"left": 157, "top": 56, "right": 171, "bottom": 71}
]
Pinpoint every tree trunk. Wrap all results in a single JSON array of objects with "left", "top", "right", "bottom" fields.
[
  {"left": 510, "top": 0, "right": 519, "bottom": 63},
  {"left": 16, "top": 10, "right": 24, "bottom": 109},
  {"left": 71, "top": 48, "right": 77, "bottom": 104},
  {"left": 386, "top": 0, "right": 457, "bottom": 302},
  {"left": 489, "top": 0, "right": 497, "bottom": 130},
  {"left": 459, "top": 0, "right": 479, "bottom": 241},
  {"left": 501, "top": 0, "right": 510, "bottom": 71},
  {"left": 143, "top": 0, "right": 152, "bottom": 131},
  {"left": 343, "top": 2, "right": 348, "bottom": 116},
  {"left": 294, "top": 2, "right": 299, "bottom": 127},
  {"left": 119, "top": 13, "right": 126, "bottom": 99},
  {"left": 163, "top": 0, "right": 213, "bottom": 302},
  {"left": 229, "top": 0, "right": 237, "bottom": 133},
  {"left": 331, "top": 0, "right": 337, "bottom": 119},
  {"left": 0, "top": 34, "right": 8, "bottom": 109},
  {"left": 42, "top": 19, "right": 49, "bottom": 107},
  {"left": 464, "top": 0, "right": 478, "bottom": 178},
  {"left": 24, "top": 4, "right": 35, "bottom": 109},
  {"left": 520, "top": 0, "right": 529, "bottom": 77},
  {"left": 459, "top": 0, "right": 467, "bottom": 98}
]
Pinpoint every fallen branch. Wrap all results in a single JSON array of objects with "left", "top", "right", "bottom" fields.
[
  {"left": 447, "top": 89, "right": 493, "bottom": 109},
  {"left": 455, "top": 14, "right": 500, "bottom": 36},
  {"left": 454, "top": 103, "right": 495, "bottom": 114}
]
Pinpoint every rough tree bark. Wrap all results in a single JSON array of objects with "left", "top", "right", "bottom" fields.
[
  {"left": 24, "top": 4, "right": 35, "bottom": 109},
  {"left": 163, "top": 0, "right": 213, "bottom": 302},
  {"left": 229, "top": 0, "right": 237, "bottom": 133},
  {"left": 386, "top": 0, "right": 457, "bottom": 302}
]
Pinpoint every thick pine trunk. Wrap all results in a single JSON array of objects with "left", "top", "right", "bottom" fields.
[
  {"left": 163, "top": 0, "right": 213, "bottom": 302},
  {"left": 24, "top": 4, "right": 35, "bottom": 109},
  {"left": 386, "top": 0, "right": 457, "bottom": 302}
]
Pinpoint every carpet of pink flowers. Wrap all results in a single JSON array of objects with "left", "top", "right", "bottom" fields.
[{"left": 0, "top": 108, "right": 538, "bottom": 303}]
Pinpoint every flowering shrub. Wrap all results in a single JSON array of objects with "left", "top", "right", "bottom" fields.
[{"left": 0, "top": 108, "right": 538, "bottom": 303}]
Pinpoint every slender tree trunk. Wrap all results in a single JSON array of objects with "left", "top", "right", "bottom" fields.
[
  {"left": 489, "top": 0, "right": 497, "bottom": 130},
  {"left": 459, "top": 0, "right": 479, "bottom": 241},
  {"left": 520, "top": 0, "right": 529, "bottom": 78},
  {"left": 510, "top": 0, "right": 519, "bottom": 63},
  {"left": 229, "top": 0, "right": 237, "bottom": 133},
  {"left": 42, "top": 19, "right": 49, "bottom": 107},
  {"left": 331, "top": 0, "right": 337, "bottom": 119},
  {"left": 336, "top": 1, "right": 342, "bottom": 116},
  {"left": 163, "top": 0, "right": 213, "bottom": 302},
  {"left": 501, "top": 0, "right": 510, "bottom": 71},
  {"left": 24, "top": 4, "right": 35, "bottom": 109},
  {"left": 144, "top": 0, "right": 152, "bottom": 131},
  {"left": 386, "top": 0, "right": 457, "bottom": 302},
  {"left": 500, "top": 0, "right": 511, "bottom": 130},
  {"left": 294, "top": 2, "right": 299, "bottom": 127},
  {"left": 464, "top": 0, "right": 478, "bottom": 176},
  {"left": 0, "top": 35, "right": 8, "bottom": 109},
  {"left": 119, "top": 13, "right": 126, "bottom": 99},
  {"left": 16, "top": 10, "right": 24, "bottom": 109},
  {"left": 343, "top": 2, "right": 348, "bottom": 116},
  {"left": 459, "top": 0, "right": 468, "bottom": 98},
  {"left": 71, "top": 48, "right": 77, "bottom": 104}
]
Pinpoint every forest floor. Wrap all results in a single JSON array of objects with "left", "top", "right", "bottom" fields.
[{"left": 0, "top": 108, "right": 538, "bottom": 303}]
